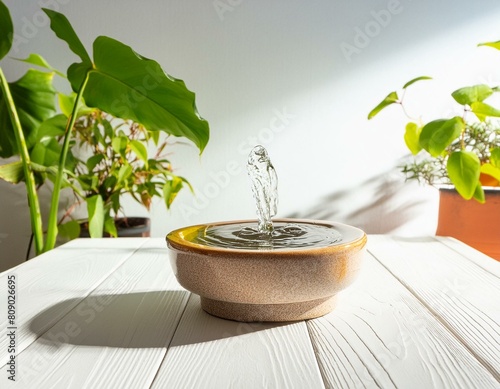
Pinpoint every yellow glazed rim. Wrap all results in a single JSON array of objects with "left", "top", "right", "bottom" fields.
[{"left": 166, "top": 218, "right": 367, "bottom": 257}]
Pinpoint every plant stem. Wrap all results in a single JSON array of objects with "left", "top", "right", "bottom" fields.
[
  {"left": 0, "top": 68, "right": 44, "bottom": 255},
  {"left": 44, "top": 71, "right": 90, "bottom": 252}
]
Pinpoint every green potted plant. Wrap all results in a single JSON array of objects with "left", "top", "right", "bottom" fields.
[
  {"left": 0, "top": 3, "right": 209, "bottom": 256},
  {"left": 59, "top": 109, "right": 191, "bottom": 239},
  {"left": 368, "top": 42, "right": 500, "bottom": 259}
]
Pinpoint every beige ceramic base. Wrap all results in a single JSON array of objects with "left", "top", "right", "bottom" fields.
[
  {"left": 201, "top": 295, "right": 337, "bottom": 322},
  {"left": 167, "top": 219, "right": 366, "bottom": 323}
]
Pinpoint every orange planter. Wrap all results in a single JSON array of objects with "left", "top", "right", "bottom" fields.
[{"left": 436, "top": 188, "right": 500, "bottom": 260}]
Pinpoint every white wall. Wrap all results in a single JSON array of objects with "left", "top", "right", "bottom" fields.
[{"left": 2, "top": 0, "right": 500, "bottom": 270}]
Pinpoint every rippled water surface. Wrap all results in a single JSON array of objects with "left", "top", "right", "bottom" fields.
[{"left": 191, "top": 222, "right": 343, "bottom": 250}]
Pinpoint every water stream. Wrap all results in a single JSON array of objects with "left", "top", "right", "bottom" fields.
[
  {"left": 191, "top": 145, "right": 342, "bottom": 250},
  {"left": 247, "top": 145, "right": 278, "bottom": 234}
]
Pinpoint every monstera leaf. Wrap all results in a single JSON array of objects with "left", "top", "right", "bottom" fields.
[
  {"left": 43, "top": 9, "right": 209, "bottom": 153},
  {"left": 0, "top": 69, "right": 57, "bottom": 158}
]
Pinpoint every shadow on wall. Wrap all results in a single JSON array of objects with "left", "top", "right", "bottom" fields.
[{"left": 286, "top": 166, "right": 433, "bottom": 234}]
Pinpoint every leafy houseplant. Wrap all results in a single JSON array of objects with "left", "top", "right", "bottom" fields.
[
  {"left": 368, "top": 41, "right": 500, "bottom": 259},
  {"left": 58, "top": 110, "right": 190, "bottom": 239},
  {"left": 0, "top": 3, "right": 209, "bottom": 255},
  {"left": 368, "top": 60, "right": 500, "bottom": 203}
]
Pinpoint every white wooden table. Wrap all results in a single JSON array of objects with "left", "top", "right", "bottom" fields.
[{"left": 0, "top": 236, "right": 499, "bottom": 388}]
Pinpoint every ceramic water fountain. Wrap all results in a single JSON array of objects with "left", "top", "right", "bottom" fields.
[{"left": 166, "top": 146, "right": 367, "bottom": 322}]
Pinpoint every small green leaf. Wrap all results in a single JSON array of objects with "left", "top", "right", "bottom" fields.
[
  {"left": 110, "top": 192, "right": 120, "bottom": 214},
  {"left": 92, "top": 120, "right": 104, "bottom": 146},
  {"left": 0, "top": 161, "right": 23, "bottom": 184},
  {"left": 470, "top": 102, "right": 500, "bottom": 121},
  {"left": 103, "top": 176, "right": 117, "bottom": 191},
  {"left": 58, "top": 93, "right": 76, "bottom": 117},
  {"left": 480, "top": 163, "right": 500, "bottom": 181},
  {"left": 86, "top": 195, "right": 104, "bottom": 238},
  {"left": 490, "top": 148, "right": 500, "bottom": 167},
  {"left": 102, "top": 118, "right": 113, "bottom": 139},
  {"left": 58, "top": 93, "right": 95, "bottom": 117},
  {"left": 112, "top": 136, "right": 128, "bottom": 157},
  {"left": 447, "top": 151, "right": 481, "bottom": 200},
  {"left": 15, "top": 54, "right": 65, "bottom": 77},
  {"left": 402, "top": 76, "right": 432, "bottom": 89},
  {"left": 150, "top": 130, "right": 160, "bottom": 145},
  {"left": 37, "top": 114, "right": 67, "bottom": 141},
  {"left": 419, "top": 117, "right": 464, "bottom": 157},
  {"left": 130, "top": 140, "right": 148, "bottom": 163},
  {"left": 58, "top": 220, "right": 81, "bottom": 240},
  {"left": 104, "top": 216, "right": 117, "bottom": 238},
  {"left": 30, "top": 138, "right": 62, "bottom": 167},
  {"left": 472, "top": 183, "right": 485, "bottom": 203},
  {"left": 86, "top": 154, "right": 104, "bottom": 172},
  {"left": 0, "top": 1, "right": 13, "bottom": 60},
  {"left": 163, "top": 177, "right": 183, "bottom": 209},
  {"left": 451, "top": 84, "right": 493, "bottom": 105},
  {"left": 478, "top": 40, "right": 500, "bottom": 50},
  {"left": 117, "top": 164, "right": 132, "bottom": 184},
  {"left": 404, "top": 122, "right": 422, "bottom": 155},
  {"left": 367, "top": 91, "right": 399, "bottom": 119},
  {"left": 179, "top": 176, "right": 194, "bottom": 193}
]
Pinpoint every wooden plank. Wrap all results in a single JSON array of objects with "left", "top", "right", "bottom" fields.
[
  {"left": 434, "top": 236, "right": 500, "bottom": 277},
  {"left": 151, "top": 294, "right": 325, "bottom": 389},
  {"left": 367, "top": 235, "right": 500, "bottom": 381},
  {"left": 307, "top": 251, "right": 499, "bottom": 389},
  {"left": 0, "top": 238, "right": 147, "bottom": 365},
  {"left": 2, "top": 238, "right": 190, "bottom": 389}
]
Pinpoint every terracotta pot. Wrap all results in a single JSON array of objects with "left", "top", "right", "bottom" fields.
[
  {"left": 436, "top": 188, "right": 500, "bottom": 260},
  {"left": 80, "top": 217, "right": 151, "bottom": 238}
]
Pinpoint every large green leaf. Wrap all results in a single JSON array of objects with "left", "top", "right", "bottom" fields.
[
  {"left": 419, "top": 117, "right": 464, "bottom": 157},
  {"left": 447, "top": 151, "right": 480, "bottom": 200},
  {"left": 43, "top": 9, "right": 93, "bottom": 89},
  {"left": 42, "top": 9, "right": 91, "bottom": 64},
  {"left": 0, "top": 69, "right": 57, "bottom": 158},
  {"left": 86, "top": 195, "right": 104, "bottom": 238},
  {"left": 367, "top": 91, "right": 398, "bottom": 119},
  {"left": 451, "top": 84, "right": 493, "bottom": 106},
  {"left": 43, "top": 10, "right": 209, "bottom": 151},
  {"left": 0, "top": 1, "right": 13, "bottom": 60},
  {"left": 78, "top": 36, "right": 209, "bottom": 152}
]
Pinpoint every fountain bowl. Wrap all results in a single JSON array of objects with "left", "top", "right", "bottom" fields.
[{"left": 166, "top": 218, "right": 367, "bottom": 322}]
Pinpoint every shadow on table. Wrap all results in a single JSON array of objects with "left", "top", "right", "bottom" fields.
[{"left": 29, "top": 291, "right": 288, "bottom": 348}]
